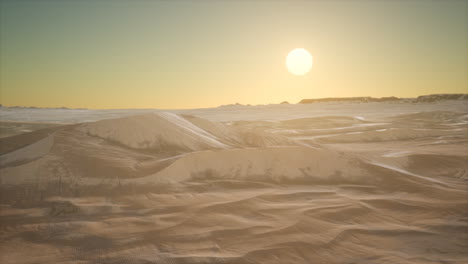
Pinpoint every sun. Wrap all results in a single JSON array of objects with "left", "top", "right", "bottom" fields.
[{"left": 286, "top": 48, "right": 313, "bottom": 76}]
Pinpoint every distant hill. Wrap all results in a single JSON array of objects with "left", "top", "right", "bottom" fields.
[
  {"left": 299, "top": 96, "right": 400, "bottom": 104},
  {"left": 0, "top": 106, "right": 88, "bottom": 110},
  {"left": 299, "top": 94, "right": 468, "bottom": 104},
  {"left": 415, "top": 94, "right": 468, "bottom": 102}
]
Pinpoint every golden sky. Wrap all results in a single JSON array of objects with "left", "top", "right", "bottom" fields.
[{"left": 1, "top": 1, "right": 467, "bottom": 109}]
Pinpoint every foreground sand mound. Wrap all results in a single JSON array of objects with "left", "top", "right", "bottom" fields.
[
  {"left": 77, "top": 113, "right": 230, "bottom": 152},
  {"left": 137, "top": 146, "right": 365, "bottom": 184},
  {"left": 0, "top": 113, "right": 299, "bottom": 183},
  {"left": 132, "top": 147, "right": 461, "bottom": 197},
  {"left": 78, "top": 113, "right": 295, "bottom": 153}
]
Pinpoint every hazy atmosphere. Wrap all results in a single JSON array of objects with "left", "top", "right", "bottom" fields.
[
  {"left": 1, "top": 1, "right": 467, "bottom": 264},
  {"left": 1, "top": 0, "right": 467, "bottom": 108}
]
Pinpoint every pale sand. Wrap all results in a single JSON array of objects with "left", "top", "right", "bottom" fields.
[{"left": 0, "top": 102, "right": 467, "bottom": 264}]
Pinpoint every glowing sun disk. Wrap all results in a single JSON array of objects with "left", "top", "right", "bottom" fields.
[{"left": 286, "top": 48, "right": 313, "bottom": 76}]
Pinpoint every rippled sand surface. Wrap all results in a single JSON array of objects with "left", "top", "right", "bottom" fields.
[{"left": 1, "top": 101, "right": 467, "bottom": 264}]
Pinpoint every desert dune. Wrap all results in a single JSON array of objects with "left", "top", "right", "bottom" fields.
[{"left": 0, "top": 99, "right": 467, "bottom": 264}]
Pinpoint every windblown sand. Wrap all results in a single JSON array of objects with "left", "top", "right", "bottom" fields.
[{"left": 1, "top": 101, "right": 467, "bottom": 264}]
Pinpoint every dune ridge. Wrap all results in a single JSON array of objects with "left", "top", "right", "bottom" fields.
[{"left": 78, "top": 113, "right": 295, "bottom": 153}]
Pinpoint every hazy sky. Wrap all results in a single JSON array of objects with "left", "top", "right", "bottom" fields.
[{"left": 1, "top": 0, "right": 467, "bottom": 109}]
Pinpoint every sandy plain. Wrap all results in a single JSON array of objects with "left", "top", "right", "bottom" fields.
[{"left": 0, "top": 100, "right": 467, "bottom": 264}]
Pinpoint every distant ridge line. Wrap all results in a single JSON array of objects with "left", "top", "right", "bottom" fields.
[{"left": 298, "top": 94, "right": 468, "bottom": 104}]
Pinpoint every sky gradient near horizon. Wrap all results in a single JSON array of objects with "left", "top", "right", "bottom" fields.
[{"left": 1, "top": 0, "right": 467, "bottom": 109}]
